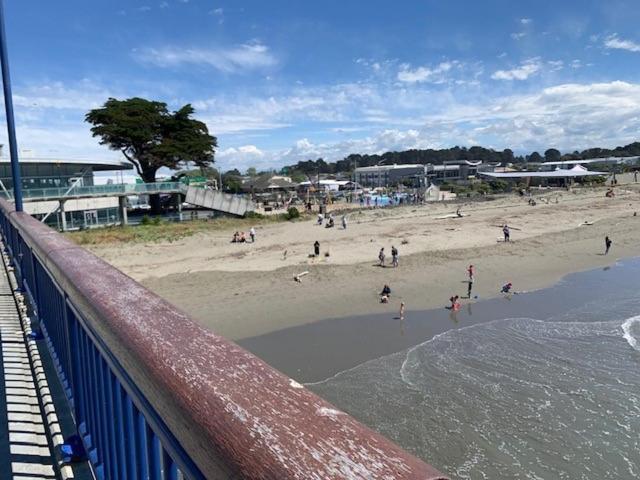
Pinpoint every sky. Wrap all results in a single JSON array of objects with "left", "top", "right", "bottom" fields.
[{"left": 2, "top": 0, "right": 640, "bottom": 172}]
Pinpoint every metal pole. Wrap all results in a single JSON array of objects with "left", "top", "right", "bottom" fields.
[{"left": 0, "top": 0, "right": 23, "bottom": 211}]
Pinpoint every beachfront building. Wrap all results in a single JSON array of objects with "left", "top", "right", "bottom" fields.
[
  {"left": 538, "top": 156, "right": 640, "bottom": 172},
  {"left": 478, "top": 164, "right": 607, "bottom": 187},
  {"left": 354, "top": 164, "right": 428, "bottom": 188},
  {"left": 2, "top": 156, "right": 133, "bottom": 229},
  {"left": 354, "top": 161, "right": 489, "bottom": 188},
  {"left": 298, "top": 179, "right": 356, "bottom": 192}
]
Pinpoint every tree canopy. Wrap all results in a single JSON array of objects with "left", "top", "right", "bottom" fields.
[{"left": 86, "top": 97, "right": 217, "bottom": 183}]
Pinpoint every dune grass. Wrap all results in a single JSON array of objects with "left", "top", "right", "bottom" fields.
[{"left": 67, "top": 214, "right": 296, "bottom": 245}]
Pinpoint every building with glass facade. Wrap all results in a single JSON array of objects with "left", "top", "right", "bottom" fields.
[{"left": 0, "top": 157, "right": 133, "bottom": 230}]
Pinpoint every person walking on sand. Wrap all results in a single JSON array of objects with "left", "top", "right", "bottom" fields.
[
  {"left": 503, "top": 224, "right": 510, "bottom": 242},
  {"left": 391, "top": 245, "right": 399, "bottom": 268},
  {"left": 342, "top": 215, "right": 347, "bottom": 230},
  {"left": 378, "top": 247, "right": 386, "bottom": 267},
  {"left": 605, "top": 236, "right": 612, "bottom": 255},
  {"left": 467, "top": 264, "right": 475, "bottom": 282},
  {"left": 249, "top": 226, "right": 256, "bottom": 243},
  {"left": 314, "top": 240, "right": 320, "bottom": 257}
]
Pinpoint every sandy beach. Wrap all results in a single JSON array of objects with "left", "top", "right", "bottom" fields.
[{"left": 87, "top": 183, "right": 640, "bottom": 340}]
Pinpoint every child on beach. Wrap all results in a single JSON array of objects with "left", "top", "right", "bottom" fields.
[
  {"left": 399, "top": 302, "right": 405, "bottom": 319},
  {"left": 467, "top": 264, "right": 474, "bottom": 281},
  {"left": 501, "top": 282, "right": 513, "bottom": 294},
  {"left": 391, "top": 246, "right": 398, "bottom": 267},
  {"left": 503, "top": 224, "right": 510, "bottom": 242},
  {"left": 249, "top": 226, "right": 256, "bottom": 243},
  {"left": 449, "top": 295, "right": 461, "bottom": 311},
  {"left": 317, "top": 213, "right": 323, "bottom": 225},
  {"left": 378, "top": 248, "right": 386, "bottom": 267},
  {"left": 314, "top": 240, "right": 320, "bottom": 256},
  {"left": 605, "top": 236, "right": 612, "bottom": 255},
  {"left": 342, "top": 215, "right": 347, "bottom": 229}
]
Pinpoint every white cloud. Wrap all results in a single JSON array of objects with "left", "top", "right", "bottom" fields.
[
  {"left": 604, "top": 34, "right": 640, "bottom": 52},
  {"left": 211, "top": 8, "right": 223, "bottom": 15},
  {"left": 547, "top": 60, "right": 564, "bottom": 71},
  {"left": 510, "top": 32, "right": 526, "bottom": 40},
  {"left": 137, "top": 6, "right": 152, "bottom": 12},
  {"left": 520, "top": 18, "right": 532, "bottom": 25},
  {"left": 159, "top": 2, "right": 169, "bottom": 8},
  {"left": 215, "top": 80, "right": 640, "bottom": 170},
  {"left": 491, "top": 58, "right": 541, "bottom": 81},
  {"left": 12, "top": 81, "right": 117, "bottom": 110},
  {"left": 134, "top": 42, "right": 277, "bottom": 72},
  {"left": 397, "top": 61, "right": 454, "bottom": 83}
]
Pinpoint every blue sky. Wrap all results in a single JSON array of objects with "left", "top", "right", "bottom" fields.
[{"left": 2, "top": 0, "right": 640, "bottom": 172}]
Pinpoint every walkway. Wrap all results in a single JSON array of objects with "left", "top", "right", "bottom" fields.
[{"left": 0, "top": 263, "right": 56, "bottom": 479}]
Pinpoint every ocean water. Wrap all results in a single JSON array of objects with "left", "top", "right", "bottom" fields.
[{"left": 309, "top": 264, "right": 640, "bottom": 479}]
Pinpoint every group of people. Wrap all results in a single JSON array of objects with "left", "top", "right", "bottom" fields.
[
  {"left": 317, "top": 212, "right": 347, "bottom": 229},
  {"left": 231, "top": 227, "right": 256, "bottom": 243},
  {"left": 378, "top": 246, "right": 399, "bottom": 268}
]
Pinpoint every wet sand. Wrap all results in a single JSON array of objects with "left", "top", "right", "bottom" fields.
[{"left": 238, "top": 258, "right": 631, "bottom": 383}]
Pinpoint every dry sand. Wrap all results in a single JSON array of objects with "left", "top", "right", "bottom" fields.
[{"left": 88, "top": 184, "right": 640, "bottom": 340}]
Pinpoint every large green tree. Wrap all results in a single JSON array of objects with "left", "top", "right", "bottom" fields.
[{"left": 86, "top": 98, "right": 217, "bottom": 210}]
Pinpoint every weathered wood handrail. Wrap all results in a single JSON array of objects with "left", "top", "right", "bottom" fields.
[{"left": 0, "top": 197, "right": 447, "bottom": 479}]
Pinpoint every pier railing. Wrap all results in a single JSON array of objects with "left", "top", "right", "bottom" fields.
[{"left": 0, "top": 196, "right": 447, "bottom": 480}]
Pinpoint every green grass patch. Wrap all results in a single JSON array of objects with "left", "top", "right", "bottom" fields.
[{"left": 67, "top": 213, "right": 300, "bottom": 246}]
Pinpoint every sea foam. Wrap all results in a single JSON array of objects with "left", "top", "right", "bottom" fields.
[{"left": 621, "top": 316, "right": 640, "bottom": 351}]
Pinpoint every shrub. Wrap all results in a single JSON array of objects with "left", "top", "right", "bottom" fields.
[
  {"left": 140, "top": 215, "right": 151, "bottom": 225},
  {"left": 489, "top": 179, "right": 509, "bottom": 193},
  {"left": 245, "top": 211, "right": 265, "bottom": 219},
  {"left": 286, "top": 207, "right": 300, "bottom": 220}
]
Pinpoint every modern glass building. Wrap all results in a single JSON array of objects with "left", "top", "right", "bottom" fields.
[{"left": 0, "top": 156, "right": 133, "bottom": 230}]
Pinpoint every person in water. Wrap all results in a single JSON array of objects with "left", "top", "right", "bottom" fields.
[
  {"left": 399, "top": 302, "right": 405, "bottom": 319},
  {"left": 449, "top": 295, "right": 461, "bottom": 311}
]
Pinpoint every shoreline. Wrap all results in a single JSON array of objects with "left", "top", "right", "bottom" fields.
[
  {"left": 237, "top": 256, "right": 640, "bottom": 383},
  {"left": 86, "top": 185, "right": 640, "bottom": 341}
]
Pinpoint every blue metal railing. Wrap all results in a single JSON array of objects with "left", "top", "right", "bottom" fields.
[
  {"left": 0, "top": 198, "right": 447, "bottom": 480},
  {"left": 0, "top": 204, "right": 203, "bottom": 479}
]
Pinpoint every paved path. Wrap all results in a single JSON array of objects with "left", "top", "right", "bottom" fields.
[{"left": 0, "top": 266, "right": 57, "bottom": 479}]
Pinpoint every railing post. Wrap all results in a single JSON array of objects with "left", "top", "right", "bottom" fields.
[{"left": 0, "top": 0, "right": 23, "bottom": 211}]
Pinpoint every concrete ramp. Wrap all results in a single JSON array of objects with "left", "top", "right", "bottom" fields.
[{"left": 184, "top": 186, "right": 255, "bottom": 216}]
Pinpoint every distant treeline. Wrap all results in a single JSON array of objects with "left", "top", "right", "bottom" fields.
[{"left": 278, "top": 141, "right": 640, "bottom": 177}]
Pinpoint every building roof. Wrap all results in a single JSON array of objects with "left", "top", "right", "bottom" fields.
[
  {"left": 1, "top": 157, "right": 133, "bottom": 171},
  {"left": 541, "top": 156, "right": 640, "bottom": 166},
  {"left": 355, "top": 164, "right": 425, "bottom": 172},
  {"left": 480, "top": 166, "right": 606, "bottom": 179},
  {"left": 243, "top": 175, "right": 297, "bottom": 191}
]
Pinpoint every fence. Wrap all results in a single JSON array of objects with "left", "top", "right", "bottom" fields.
[
  {"left": 0, "top": 196, "right": 446, "bottom": 480},
  {"left": 0, "top": 182, "right": 184, "bottom": 202}
]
